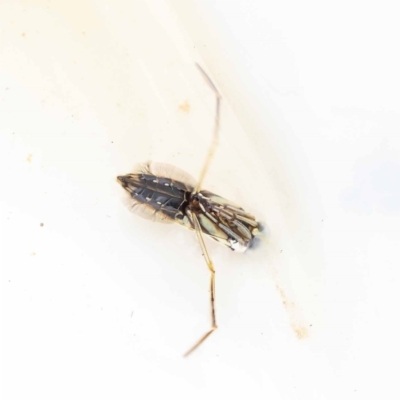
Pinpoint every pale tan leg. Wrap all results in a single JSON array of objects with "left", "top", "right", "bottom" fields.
[
  {"left": 184, "top": 65, "right": 221, "bottom": 357},
  {"left": 183, "top": 212, "right": 217, "bottom": 357},
  {"left": 194, "top": 64, "right": 221, "bottom": 193}
]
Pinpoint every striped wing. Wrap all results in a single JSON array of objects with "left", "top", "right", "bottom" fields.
[{"left": 187, "top": 190, "right": 260, "bottom": 252}]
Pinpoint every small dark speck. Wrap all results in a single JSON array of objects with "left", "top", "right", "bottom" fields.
[
  {"left": 9, "top": 280, "right": 11, "bottom": 283},
  {"left": 280, "top": 250, "right": 283, "bottom": 253},
  {"left": 40, "top": 223, "right": 44, "bottom": 227},
  {"left": 130, "top": 311, "right": 134, "bottom": 318},
  {"left": 111, "top": 141, "right": 113, "bottom": 144}
]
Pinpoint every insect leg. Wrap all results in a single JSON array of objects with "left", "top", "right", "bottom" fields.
[
  {"left": 183, "top": 212, "right": 217, "bottom": 357},
  {"left": 194, "top": 64, "right": 221, "bottom": 193}
]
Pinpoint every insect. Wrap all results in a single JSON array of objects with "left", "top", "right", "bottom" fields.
[{"left": 117, "top": 64, "right": 262, "bottom": 356}]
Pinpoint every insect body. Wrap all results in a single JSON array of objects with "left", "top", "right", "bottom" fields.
[
  {"left": 117, "top": 162, "right": 260, "bottom": 252},
  {"left": 117, "top": 64, "right": 261, "bottom": 356}
]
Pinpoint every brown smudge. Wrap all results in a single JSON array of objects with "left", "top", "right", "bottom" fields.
[
  {"left": 292, "top": 324, "right": 308, "bottom": 339},
  {"left": 276, "top": 283, "right": 309, "bottom": 340},
  {"left": 276, "top": 284, "right": 294, "bottom": 309},
  {"left": 178, "top": 99, "right": 190, "bottom": 113},
  {"left": 40, "top": 223, "right": 44, "bottom": 227}
]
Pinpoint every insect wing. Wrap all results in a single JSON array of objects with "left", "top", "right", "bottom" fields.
[{"left": 138, "top": 161, "right": 196, "bottom": 188}]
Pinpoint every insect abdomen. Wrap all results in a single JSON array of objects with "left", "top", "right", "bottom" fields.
[{"left": 117, "top": 172, "right": 191, "bottom": 222}]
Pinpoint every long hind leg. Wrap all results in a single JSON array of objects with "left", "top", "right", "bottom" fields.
[
  {"left": 194, "top": 63, "right": 221, "bottom": 193},
  {"left": 183, "top": 211, "right": 217, "bottom": 357},
  {"left": 183, "top": 65, "right": 221, "bottom": 357}
]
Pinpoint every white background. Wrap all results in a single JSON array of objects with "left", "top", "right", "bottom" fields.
[{"left": 1, "top": 1, "right": 399, "bottom": 399}]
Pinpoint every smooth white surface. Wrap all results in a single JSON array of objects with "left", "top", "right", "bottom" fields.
[{"left": 1, "top": 1, "right": 399, "bottom": 399}]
